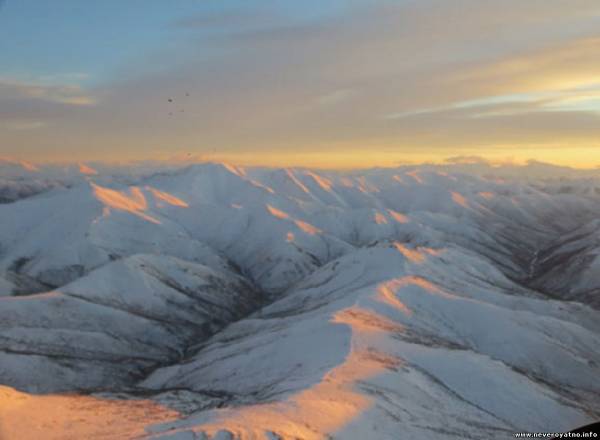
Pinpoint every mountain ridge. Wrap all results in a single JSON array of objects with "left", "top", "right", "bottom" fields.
[{"left": 0, "top": 163, "right": 599, "bottom": 439}]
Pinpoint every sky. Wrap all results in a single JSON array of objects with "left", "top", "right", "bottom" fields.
[{"left": 1, "top": 0, "right": 600, "bottom": 168}]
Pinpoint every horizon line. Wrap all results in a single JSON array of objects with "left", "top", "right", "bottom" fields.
[{"left": 2, "top": 155, "right": 600, "bottom": 172}]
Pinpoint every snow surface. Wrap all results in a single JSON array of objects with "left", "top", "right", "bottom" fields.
[{"left": 0, "top": 162, "right": 599, "bottom": 439}]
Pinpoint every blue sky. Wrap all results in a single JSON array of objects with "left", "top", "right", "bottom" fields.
[
  {"left": 0, "top": 0, "right": 183, "bottom": 84},
  {"left": 1, "top": 0, "right": 600, "bottom": 167},
  {"left": 0, "top": 0, "right": 352, "bottom": 85}
]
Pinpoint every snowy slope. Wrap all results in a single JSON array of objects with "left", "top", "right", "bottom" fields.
[
  {"left": 0, "top": 162, "right": 599, "bottom": 439},
  {"left": 528, "top": 218, "right": 600, "bottom": 307},
  {"left": 144, "top": 243, "right": 600, "bottom": 439},
  {"left": 0, "top": 254, "right": 259, "bottom": 393}
]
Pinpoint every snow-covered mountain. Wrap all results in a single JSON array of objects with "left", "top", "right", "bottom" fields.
[{"left": 0, "top": 162, "right": 599, "bottom": 440}]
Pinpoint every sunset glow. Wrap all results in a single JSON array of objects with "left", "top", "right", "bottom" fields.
[
  {"left": 2, "top": 3, "right": 600, "bottom": 439},
  {"left": 146, "top": 187, "right": 189, "bottom": 208},
  {"left": 1, "top": 2, "right": 599, "bottom": 168},
  {"left": 0, "top": 386, "right": 177, "bottom": 440},
  {"left": 78, "top": 163, "right": 98, "bottom": 176},
  {"left": 175, "top": 309, "right": 404, "bottom": 440}
]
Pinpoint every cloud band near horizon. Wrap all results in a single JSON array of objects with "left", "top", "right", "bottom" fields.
[{"left": 1, "top": 0, "right": 600, "bottom": 168}]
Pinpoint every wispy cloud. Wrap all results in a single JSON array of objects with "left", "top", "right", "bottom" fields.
[
  {"left": 0, "top": 77, "right": 96, "bottom": 106},
  {"left": 3, "top": 120, "right": 48, "bottom": 131},
  {"left": 387, "top": 82, "right": 600, "bottom": 120}
]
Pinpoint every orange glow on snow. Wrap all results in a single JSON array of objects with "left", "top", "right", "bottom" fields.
[
  {"left": 393, "top": 175, "right": 405, "bottom": 185},
  {"left": 191, "top": 350, "right": 400, "bottom": 439},
  {"left": 393, "top": 243, "right": 444, "bottom": 264},
  {"left": 340, "top": 177, "right": 355, "bottom": 188},
  {"left": 78, "top": 163, "right": 98, "bottom": 175},
  {"left": 387, "top": 209, "right": 410, "bottom": 224},
  {"left": 91, "top": 183, "right": 161, "bottom": 224},
  {"left": 250, "top": 179, "right": 275, "bottom": 194},
  {"left": 266, "top": 204, "right": 321, "bottom": 235},
  {"left": 224, "top": 162, "right": 276, "bottom": 193},
  {"left": 397, "top": 275, "right": 443, "bottom": 292},
  {"left": 451, "top": 191, "right": 470, "bottom": 208},
  {"left": 436, "top": 171, "right": 457, "bottom": 181},
  {"left": 295, "top": 220, "right": 322, "bottom": 235},
  {"left": 374, "top": 211, "right": 388, "bottom": 225},
  {"left": 286, "top": 169, "right": 311, "bottom": 194},
  {"left": 181, "top": 309, "right": 403, "bottom": 440},
  {"left": 20, "top": 161, "right": 39, "bottom": 172},
  {"left": 332, "top": 307, "right": 405, "bottom": 334},
  {"left": 286, "top": 232, "right": 295, "bottom": 242},
  {"left": 0, "top": 385, "right": 178, "bottom": 440},
  {"left": 422, "top": 247, "right": 445, "bottom": 257},
  {"left": 1, "top": 158, "right": 40, "bottom": 172},
  {"left": 478, "top": 191, "right": 495, "bottom": 200},
  {"left": 92, "top": 183, "right": 146, "bottom": 211},
  {"left": 222, "top": 162, "right": 247, "bottom": 177},
  {"left": 406, "top": 170, "right": 424, "bottom": 184},
  {"left": 393, "top": 243, "right": 426, "bottom": 264},
  {"left": 376, "top": 281, "right": 413, "bottom": 317},
  {"left": 267, "top": 204, "right": 290, "bottom": 220},
  {"left": 356, "top": 177, "right": 380, "bottom": 193},
  {"left": 306, "top": 171, "right": 333, "bottom": 191},
  {"left": 146, "top": 187, "right": 189, "bottom": 208},
  {"left": 392, "top": 276, "right": 459, "bottom": 300}
]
